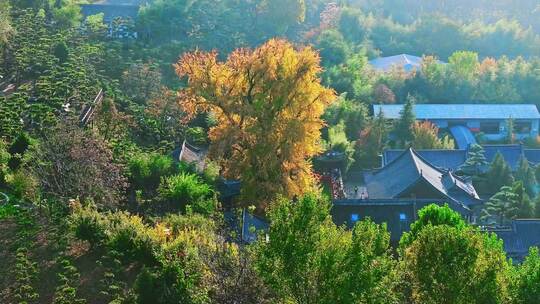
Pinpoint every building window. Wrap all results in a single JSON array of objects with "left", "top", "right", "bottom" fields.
[
  {"left": 351, "top": 214, "right": 359, "bottom": 222},
  {"left": 399, "top": 213, "right": 407, "bottom": 221},
  {"left": 480, "top": 122, "right": 500, "bottom": 135},
  {"left": 515, "top": 121, "right": 532, "bottom": 134}
]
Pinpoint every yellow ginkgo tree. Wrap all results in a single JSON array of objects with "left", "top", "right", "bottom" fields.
[{"left": 175, "top": 39, "right": 336, "bottom": 208}]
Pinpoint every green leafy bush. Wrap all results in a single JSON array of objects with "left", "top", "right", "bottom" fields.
[
  {"left": 158, "top": 173, "right": 215, "bottom": 214},
  {"left": 128, "top": 152, "right": 178, "bottom": 194},
  {"left": 6, "top": 170, "right": 39, "bottom": 202}
]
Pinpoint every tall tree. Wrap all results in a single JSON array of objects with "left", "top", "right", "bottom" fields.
[
  {"left": 505, "top": 117, "right": 515, "bottom": 144},
  {"left": 393, "top": 95, "right": 415, "bottom": 146},
  {"left": 29, "top": 123, "right": 127, "bottom": 208},
  {"left": 484, "top": 152, "right": 514, "bottom": 194},
  {"left": 514, "top": 156, "right": 537, "bottom": 198},
  {"left": 356, "top": 109, "right": 388, "bottom": 168},
  {"left": 176, "top": 39, "right": 335, "bottom": 207}
]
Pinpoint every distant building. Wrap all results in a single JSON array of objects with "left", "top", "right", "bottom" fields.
[
  {"left": 383, "top": 145, "right": 540, "bottom": 171},
  {"left": 331, "top": 199, "right": 470, "bottom": 243},
  {"left": 224, "top": 209, "right": 268, "bottom": 244},
  {"left": 373, "top": 104, "right": 540, "bottom": 142},
  {"left": 369, "top": 54, "right": 445, "bottom": 73},
  {"left": 80, "top": 0, "right": 152, "bottom": 38},
  {"left": 80, "top": 0, "right": 149, "bottom": 22}
]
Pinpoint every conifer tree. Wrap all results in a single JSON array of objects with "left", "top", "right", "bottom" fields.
[
  {"left": 482, "top": 185, "right": 518, "bottom": 225},
  {"left": 484, "top": 152, "right": 514, "bottom": 194},
  {"left": 505, "top": 118, "right": 515, "bottom": 144},
  {"left": 357, "top": 109, "right": 388, "bottom": 168},
  {"left": 393, "top": 95, "right": 415, "bottom": 147},
  {"left": 514, "top": 156, "right": 537, "bottom": 198},
  {"left": 460, "top": 144, "right": 488, "bottom": 176},
  {"left": 482, "top": 181, "right": 533, "bottom": 225}
]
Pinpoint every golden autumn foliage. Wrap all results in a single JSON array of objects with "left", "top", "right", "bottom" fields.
[
  {"left": 411, "top": 121, "right": 455, "bottom": 150},
  {"left": 175, "top": 39, "right": 336, "bottom": 207}
]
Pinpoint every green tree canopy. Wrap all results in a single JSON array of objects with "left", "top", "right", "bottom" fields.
[{"left": 255, "top": 194, "right": 397, "bottom": 303}]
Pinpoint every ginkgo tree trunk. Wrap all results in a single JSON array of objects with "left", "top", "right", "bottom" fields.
[{"left": 175, "top": 39, "right": 336, "bottom": 208}]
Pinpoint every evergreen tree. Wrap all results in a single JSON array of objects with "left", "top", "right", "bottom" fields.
[
  {"left": 514, "top": 156, "right": 537, "bottom": 198},
  {"left": 534, "top": 195, "right": 540, "bottom": 218},
  {"left": 505, "top": 118, "right": 515, "bottom": 144},
  {"left": 484, "top": 152, "right": 514, "bottom": 194},
  {"left": 460, "top": 144, "right": 488, "bottom": 176},
  {"left": 482, "top": 181, "right": 533, "bottom": 225},
  {"left": 512, "top": 181, "right": 534, "bottom": 218},
  {"left": 482, "top": 185, "right": 518, "bottom": 225},
  {"left": 357, "top": 109, "right": 389, "bottom": 168},
  {"left": 393, "top": 95, "right": 415, "bottom": 146}
]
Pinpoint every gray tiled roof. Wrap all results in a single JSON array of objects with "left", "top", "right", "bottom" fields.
[
  {"left": 383, "top": 149, "right": 467, "bottom": 171},
  {"left": 373, "top": 104, "right": 540, "bottom": 120},
  {"left": 524, "top": 149, "right": 540, "bottom": 164},
  {"left": 366, "top": 148, "right": 480, "bottom": 205},
  {"left": 383, "top": 145, "right": 540, "bottom": 172},
  {"left": 492, "top": 219, "right": 540, "bottom": 262},
  {"left": 483, "top": 144, "right": 524, "bottom": 170}
]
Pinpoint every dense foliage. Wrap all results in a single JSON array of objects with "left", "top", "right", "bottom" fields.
[{"left": 1, "top": 0, "right": 540, "bottom": 303}]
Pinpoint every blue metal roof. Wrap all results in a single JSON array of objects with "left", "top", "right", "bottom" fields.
[
  {"left": 449, "top": 125, "right": 477, "bottom": 149},
  {"left": 373, "top": 104, "right": 540, "bottom": 120}
]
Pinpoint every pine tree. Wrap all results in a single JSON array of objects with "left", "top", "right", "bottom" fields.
[
  {"left": 482, "top": 185, "right": 518, "bottom": 225},
  {"left": 460, "top": 144, "right": 488, "bottom": 176},
  {"left": 505, "top": 118, "right": 515, "bottom": 144},
  {"left": 512, "top": 181, "right": 534, "bottom": 219},
  {"left": 482, "top": 181, "right": 533, "bottom": 225},
  {"left": 534, "top": 195, "right": 540, "bottom": 218},
  {"left": 514, "top": 156, "right": 537, "bottom": 198},
  {"left": 484, "top": 152, "right": 514, "bottom": 194},
  {"left": 393, "top": 95, "right": 415, "bottom": 147}
]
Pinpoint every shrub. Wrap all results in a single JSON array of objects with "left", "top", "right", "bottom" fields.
[
  {"left": 158, "top": 173, "right": 214, "bottom": 213},
  {"left": 70, "top": 206, "right": 107, "bottom": 248},
  {"left": 162, "top": 213, "right": 216, "bottom": 237},
  {"left": 6, "top": 170, "right": 39, "bottom": 202},
  {"left": 128, "top": 152, "right": 178, "bottom": 194},
  {"left": 8, "top": 132, "right": 32, "bottom": 171},
  {"left": 107, "top": 212, "right": 161, "bottom": 265}
]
